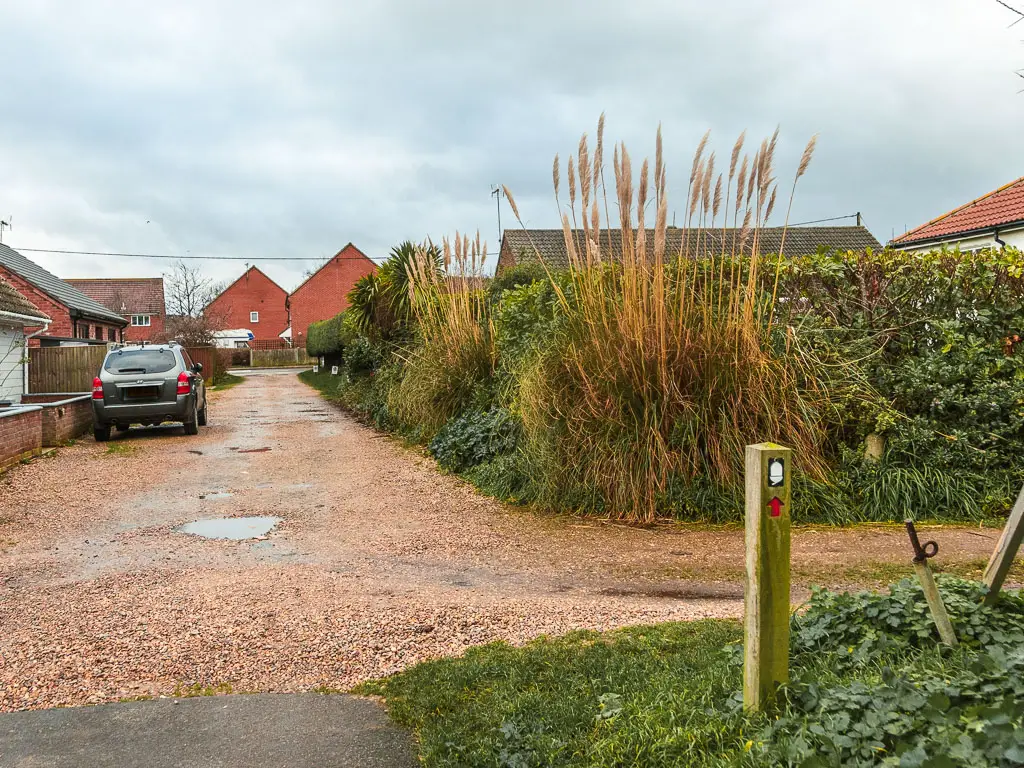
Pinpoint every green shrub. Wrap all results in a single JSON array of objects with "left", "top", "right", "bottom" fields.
[
  {"left": 429, "top": 408, "right": 520, "bottom": 473},
  {"left": 486, "top": 262, "right": 552, "bottom": 304},
  {"left": 305, "top": 313, "right": 346, "bottom": 357}
]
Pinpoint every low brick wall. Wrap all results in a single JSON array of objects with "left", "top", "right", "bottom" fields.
[
  {"left": 0, "top": 407, "right": 43, "bottom": 473},
  {"left": 22, "top": 394, "right": 93, "bottom": 446}
]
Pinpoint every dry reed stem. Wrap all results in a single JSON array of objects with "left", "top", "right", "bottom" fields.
[{"left": 502, "top": 117, "right": 822, "bottom": 520}]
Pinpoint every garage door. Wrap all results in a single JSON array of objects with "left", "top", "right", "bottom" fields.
[{"left": 0, "top": 323, "right": 26, "bottom": 404}]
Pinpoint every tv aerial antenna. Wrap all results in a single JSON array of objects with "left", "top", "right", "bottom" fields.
[{"left": 0, "top": 216, "right": 11, "bottom": 244}]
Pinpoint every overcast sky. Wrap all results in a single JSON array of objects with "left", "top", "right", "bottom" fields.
[{"left": 1, "top": 0, "right": 1022, "bottom": 291}]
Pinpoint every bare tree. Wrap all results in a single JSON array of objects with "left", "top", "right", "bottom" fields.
[
  {"left": 164, "top": 260, "right": 217, "bottom": 318},
  {"left": 163, "top": 261, "right": 225, "bottom": 345},
  {"left": 300, "top": 254, "right": 333, "bottom": 282}
]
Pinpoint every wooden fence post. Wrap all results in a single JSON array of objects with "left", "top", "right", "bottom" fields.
[
  {"left": 744, "top": 442, "right": 792, "bottom": 712},
  {"left": 982, "top": 483, "right": 1024, "bottom": 606}
]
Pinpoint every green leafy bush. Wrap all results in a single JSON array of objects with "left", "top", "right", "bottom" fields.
[
  {"left": 305, "top": 313, "right": 346, "bottom": 357},
  {"left": 758, "top": 579, "right": 1024, "bottom": 767},
  {"left": 429, "top": 408, "right": 520, "bottom": 473}
]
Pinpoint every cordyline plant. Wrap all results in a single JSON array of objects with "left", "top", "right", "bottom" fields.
[{"left": 503, "top": 116, "right": 828, "bottom": 521}]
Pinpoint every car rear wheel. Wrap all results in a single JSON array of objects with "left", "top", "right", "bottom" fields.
[
  {"left": 184, "top": 402, "right": 199, "bottom": 435},
  {"left": 197, "top": 401, "right": 208, "bottom": 427},
  {"left": 94, "top": 425, "right": 111, "bottom": 442}
]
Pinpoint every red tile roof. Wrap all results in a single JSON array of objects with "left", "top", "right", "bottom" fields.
[
  {"left": 0, "top": 273, "right": 50, "bottom": 321},
  {"left": 893, "top": 175, "right": 1024, "bottom": 246},
  {"left": 65, "top": 277, "right": 165, "bottom": 315}
]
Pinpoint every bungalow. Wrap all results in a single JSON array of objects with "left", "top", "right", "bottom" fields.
[
  {"left": 0, "top": 274, "right": 51, "bottom": 404},
  {"left": 0, "top": 244, "right": 127, "bottom": 345},
  {"left": 66, "top": 277, "right": 166, "bottom": 342},
  {"left": 890, "top": 175, "right": 1024, "bottom": 253},
  {"left": 288, "top": 243, "right": 377, "bottom": 347},
  {"left": 205, "top": 266, "right": 289, "bottom": 342},
  {"left": 496, "top": 225, "right": 883, "bottom": 272}
]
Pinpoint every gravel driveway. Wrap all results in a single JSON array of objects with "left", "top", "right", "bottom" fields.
[{"left": 0, "top": 370, "right": 998, "bottom": 711}]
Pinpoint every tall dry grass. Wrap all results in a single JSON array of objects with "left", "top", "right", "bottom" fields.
[
  {"left": 388, "top": 234, "right": 494, "bottom": 435},
  {"left": 505, "top": 117, "right": 827, "bottom": 521}
]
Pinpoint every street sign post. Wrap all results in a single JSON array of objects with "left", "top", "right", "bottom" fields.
[{"left": 744, "top": 442, "right": 792, "bottom": 712}]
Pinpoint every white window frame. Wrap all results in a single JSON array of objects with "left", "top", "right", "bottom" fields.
[
  {"left": 130, "top": 315, "right": 151, "bottom": 327},
  {"left": 250, "top": 311, "right": 259, "bottom": 323}
]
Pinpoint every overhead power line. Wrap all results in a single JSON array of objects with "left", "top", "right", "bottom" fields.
[
  {"left": 8, "top": 246, "right": 386, "bottom": 263},
  {"left": 789, "top": 213, "right": 862, "bottom": 227}
]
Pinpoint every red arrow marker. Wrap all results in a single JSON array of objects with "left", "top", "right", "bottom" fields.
[{"left": 768, "top": 497, "right": 784, "bottom": 517}]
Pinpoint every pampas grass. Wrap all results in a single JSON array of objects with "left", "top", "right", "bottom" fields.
[
  {"left": 506, "top": 117, "right": 827, "bottom": 521},
  {"left": 388, "top": 233, "right": 494, "bottom": 435}
]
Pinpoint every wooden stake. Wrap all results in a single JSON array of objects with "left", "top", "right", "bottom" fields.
[
  {"left": 913, "top": 560, "right": 958, "bottom": 646},
  {"left": 743, "top": 443, "right": 791, "bottom": 712},
  {"left": 982, "top": 483, "right": 1024, "bottom": 606}
]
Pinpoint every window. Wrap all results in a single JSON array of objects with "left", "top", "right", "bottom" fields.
[
  {"left": 131, "top": 315, "right": 151, "bottom": 327},
  {"left": 250, "top": 311, "right": 259, "bottom": 323},
  {"left": 75, "top": 324, "right": 88, "bottom": 339},
  {"left": 107, "top": 328, "right": 116, "bottom": 342},
  {"left": 104, "top": 348, "right": 177, "bottom": 374}
]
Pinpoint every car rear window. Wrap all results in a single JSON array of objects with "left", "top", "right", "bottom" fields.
[{"left": 103, "top": 349, "right": 178, "bottom": 374}]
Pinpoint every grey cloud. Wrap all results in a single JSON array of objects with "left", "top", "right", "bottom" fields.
[{"left": 0, "top": 0, "right": 1022, "bottom": 291}]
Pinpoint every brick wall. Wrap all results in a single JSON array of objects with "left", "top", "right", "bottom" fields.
[
  {"left": 289, "top": 244, "right": 377, "bottom": 346},
  {"left": 22, "top": 394, "right": 93, "bottom": 446},
  {"left": 205, "top": 267, "right": 289, "bottom": 341},
  {"left": 0, "top": 266, "right": 123, "bottom": 345},
  {"left": 0, "top": 407, "right": 43, "bottom": 473},
  {"left": 124, "top": 314, "right": 166, "bottom": 343}
]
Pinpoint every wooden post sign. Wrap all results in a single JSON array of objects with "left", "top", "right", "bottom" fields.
[{"left": 744, "top": 442, "right": 792, "bottom": 712}]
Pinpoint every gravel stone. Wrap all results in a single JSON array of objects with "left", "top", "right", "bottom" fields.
[{"left": 0, "top": 370, "right": 997, "bottom": 712}]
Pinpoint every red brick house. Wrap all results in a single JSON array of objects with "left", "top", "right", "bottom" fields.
[
  {"left": 205, "top": 266, "right": 289, "bottom": 342},
  {"left": 0, "top": 244, "right": 127, "bottom": 346},
  {"left": 66, "top": 277, "right": 166, "bottom": 343},
  {"left": 288, "top": 243, "right": 377, "bottom": 347}
]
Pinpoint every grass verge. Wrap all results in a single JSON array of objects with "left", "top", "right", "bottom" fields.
[
  {"left": 360, "top": 579, "right": 1024, "bottom": 767},
  {"left": 208, "top": 372, "right": 245, "bottom": 392},
  {"left": 357, "top": 621, "right": 751, "bottom": 767}
]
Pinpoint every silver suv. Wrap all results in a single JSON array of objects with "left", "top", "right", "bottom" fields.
[{"left": 91, "top": 343, "right": 207, "bottom": 441}]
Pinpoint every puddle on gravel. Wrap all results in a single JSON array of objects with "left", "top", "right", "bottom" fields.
[{"left": 176, "top": 516, "right": 282, "bottom": 540}]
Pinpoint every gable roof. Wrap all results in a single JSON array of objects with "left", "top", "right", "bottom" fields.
[
  {"left": 0, "top": 244, "right": 127, "bottom": 324},
  {"left": 0, "top": 273, "right": 50, "bottom": 323},
  {"left": 499, "top": 226, "right": 882, "bottom": 270},
  {"left": 65, "top": 277, "right": 166, "bottom": 315},
  {"left": 208, "top": 266, "right": 287, "bottom": 307},
  {"left": 892, "top": 175, "right": 1024, "bottom": 247},
  {"left": 289, "top": 243, "right": 377, "bottom": 296}
]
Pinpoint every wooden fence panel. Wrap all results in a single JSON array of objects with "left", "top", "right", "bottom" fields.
[
  {"left": 185, "top": 347, "right": 225, "bottom": 382},
  {"left": 28, "top": 346, "right": 108, "bottom": 393}
]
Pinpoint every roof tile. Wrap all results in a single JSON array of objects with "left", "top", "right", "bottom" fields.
[
  {"left": 0, "top": 244, "right": 126, "bottom": 324},
  {"left": 893, "top": 175, "right": 1024, "bottom": 246},
  {"left": 66, "top": 277, "right": 165, "bottom": 315},
  {"left": 0, "top": 274, "right": 50, "bottom": 322},
  {"left": 500, "top": 226, "right": 882, "bottom": 270}
]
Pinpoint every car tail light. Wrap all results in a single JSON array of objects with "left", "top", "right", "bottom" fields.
[
  {"left": 92, "top": 377, "right": 103, "bottom": 400},
  {"left": 176, "top": 371, "right": 191, "bottom": 395}
]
